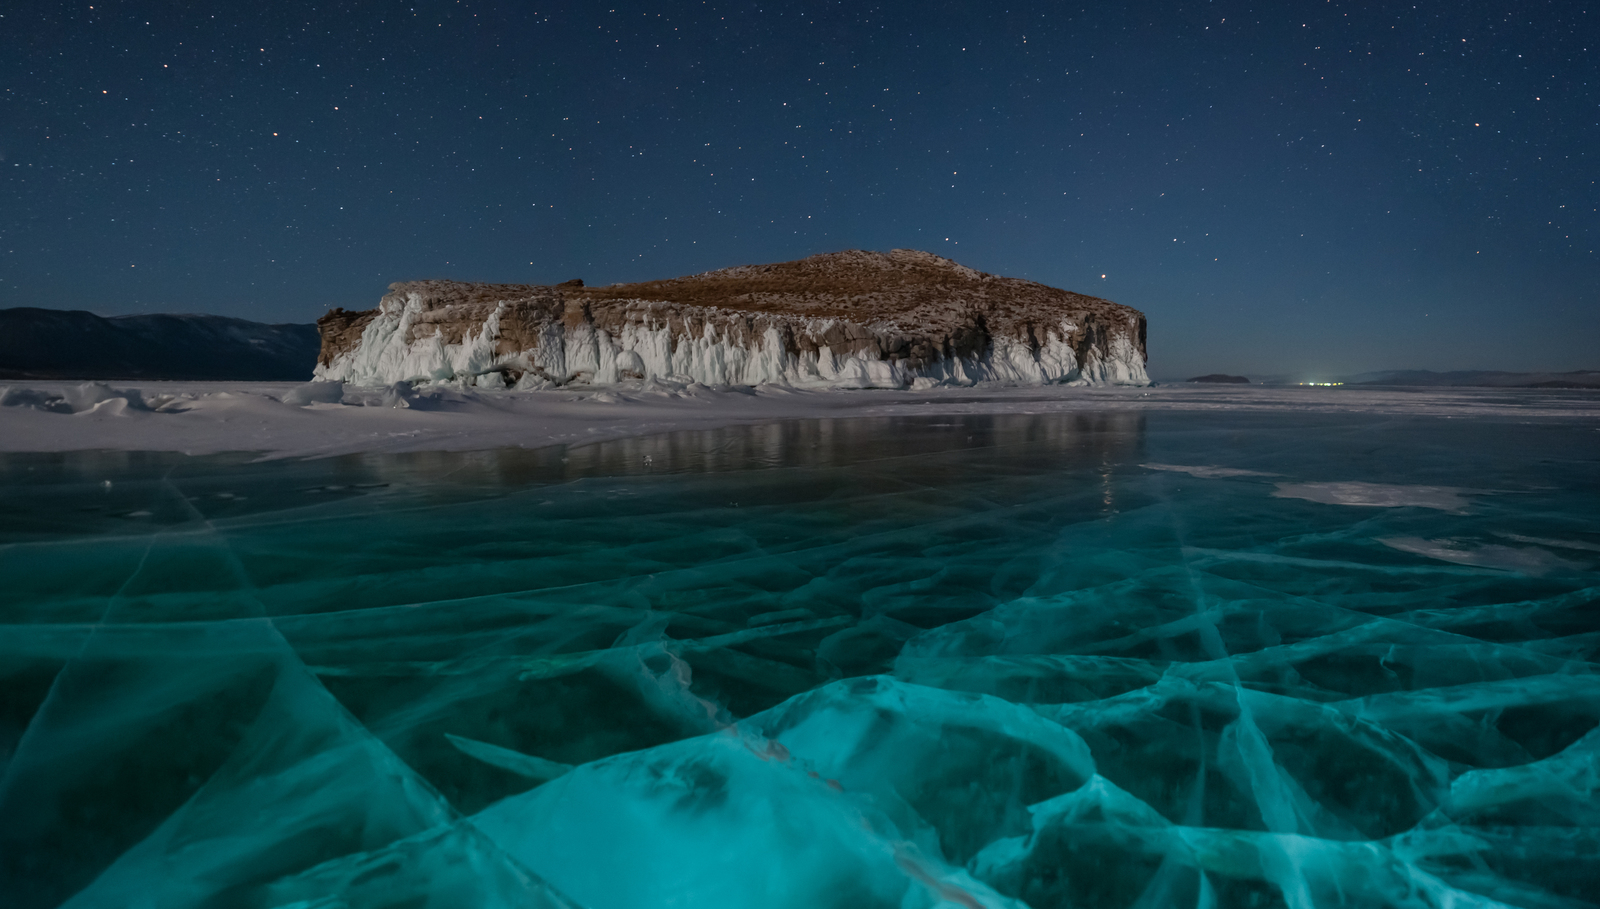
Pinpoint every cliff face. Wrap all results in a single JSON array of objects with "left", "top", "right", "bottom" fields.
[{"left": 314, "top": 249, "right": 1150, "bottom": 389}]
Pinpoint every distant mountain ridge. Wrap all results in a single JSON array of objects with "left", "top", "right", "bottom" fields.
[
  {"left": 0, "top": 307, "right": 320, "bottom": 381},
  {"left": 1160, "top": 370, "right": 1600, "bottom": 387},
  {"left": 1345, "top": 369, "right": 1600, "bottom": 388}
]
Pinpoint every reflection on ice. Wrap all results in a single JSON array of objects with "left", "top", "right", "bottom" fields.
[
  {"left": 1495, "top": 532, "right": 1600, "bottom": 554},
  {"left": 1143, "top": 463, "right": 1278, "bottom": 478},
  {"left": 1272, "top": 481, "right": 1481, "bottom": 512},
  {"left": 1379, "top": 536, "right": 1587, "bottom": 575},
  {"left": 1, "top": 410, "right": 1598, "bottom": 908}
]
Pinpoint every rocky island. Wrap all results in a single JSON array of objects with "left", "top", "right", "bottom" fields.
[{"left": 315, "top": 249, "right": 1150, "bottom": 389}]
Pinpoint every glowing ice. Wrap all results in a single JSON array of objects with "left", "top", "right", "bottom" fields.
[{"left": 2, "top": 408, "right": 1596, "bottom": 908}]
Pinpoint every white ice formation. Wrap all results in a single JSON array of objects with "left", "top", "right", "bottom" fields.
[{"left": 313, "top": 249, "right": 1151, "bottom": 390}]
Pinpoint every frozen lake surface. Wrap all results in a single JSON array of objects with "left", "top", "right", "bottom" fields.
[{"left": 1, "top": 405, "right": 1597, "bottom": 908}]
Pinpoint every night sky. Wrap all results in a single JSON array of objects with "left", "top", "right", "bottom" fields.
[{"left": 3, "top": 1, "right": 1596, "bottom": 378}]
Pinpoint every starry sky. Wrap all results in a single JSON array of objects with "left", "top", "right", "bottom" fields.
[{"left": 3, "top": 1, "right": 1596, "bottom": 378}]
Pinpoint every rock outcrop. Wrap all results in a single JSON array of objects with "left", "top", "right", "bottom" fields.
[{"left": 314, "top": 249, "right": 1150, "bottom": 389}]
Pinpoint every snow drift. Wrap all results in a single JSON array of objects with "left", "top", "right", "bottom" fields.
[{"left": 314, "top": 249, "right": 1150, "bottom": 389}]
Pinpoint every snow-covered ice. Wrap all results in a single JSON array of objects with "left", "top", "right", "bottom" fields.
[{"left": 1, "top": 379, "right": 1596, "bottom": 458}]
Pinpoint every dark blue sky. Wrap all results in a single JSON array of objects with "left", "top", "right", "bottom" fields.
[{"left": 3, "top": 1, "right": 1595, "bottom": 377}]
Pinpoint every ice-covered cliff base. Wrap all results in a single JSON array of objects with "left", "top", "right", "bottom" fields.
[
  {"left": 312, "top": 249, "right": 1152, "bottom": 389},
  {"left": 316, "top": 296, "right": 1149, "bottom": 390}
]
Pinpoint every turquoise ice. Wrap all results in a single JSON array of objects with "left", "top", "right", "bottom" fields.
[{"left": 1, "top": 410, "right": 1596, "bottom": 907}]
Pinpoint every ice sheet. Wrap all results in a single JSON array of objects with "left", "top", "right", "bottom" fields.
[{"left": 1, "top": 407, "right": 1597, "bottom": 908}]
